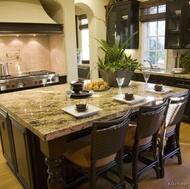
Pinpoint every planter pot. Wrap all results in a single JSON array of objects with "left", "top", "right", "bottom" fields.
[{"left": 99, "top": 69, "right": 134, "bottom": 87}]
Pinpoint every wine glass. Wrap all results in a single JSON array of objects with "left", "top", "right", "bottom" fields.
[
  {"left": 65, "top": 87, "right": 73, "bottom": 106},
  {"left": 142, "top": 68, "right": 151, "bottom": 89},
  {"left": 116, "top": 77, "right": 125, "bottom": 96}
]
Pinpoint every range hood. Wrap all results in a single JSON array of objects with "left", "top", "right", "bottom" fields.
[{"left": 0, "top": 0, "right": 63, "bottom": 35}]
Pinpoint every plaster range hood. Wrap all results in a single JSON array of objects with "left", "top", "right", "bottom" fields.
[{"left": 0, "top": 0, "right": 63, "bottom": 35}]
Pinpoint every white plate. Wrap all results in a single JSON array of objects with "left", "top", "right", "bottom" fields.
[
  {"left": 61, "top": 104, "right": 102, "bottom": 118},
  {"left": 172, "top": 71, "right": 185, "bottom": 74},
  {"left": 112, "top": 95, "right": 146, "bottom": 105},
  {"left": 172, "top": 68, "right": 185, "bottom": 74},
  {"left": 146, "top": 87, "right": 173, "bottom": 94}
]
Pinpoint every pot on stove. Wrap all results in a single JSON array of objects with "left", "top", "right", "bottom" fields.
[{"left": 0, "top": 62, "right": 9, "bottom": 76}]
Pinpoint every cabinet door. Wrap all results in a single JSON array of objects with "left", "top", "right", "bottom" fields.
[
  {"left": 132, "top": 73, "right": 158, "bottom": 84},
  {"left": 183, "top": 0, "right": 190, "bottom": 48},
  {"left": 175, "top": 78, "right": 190, "bottom": 122},
  {"left": 106, "top": 1, "right": 139, "bottom": 48},
  {"left": 165, "top": 0, "right": 183, "bottom": 49},
  {"left": 118, "top": 5, "right": 130, "bottom": 46},
  {"left": 106, "top": 6, "right": 117, "bottom": 46},
  {"left": 0, "top": 110, "right": 16, "bottom": 171},
  {"left": 11, "top": 118, "right": 34, "bottom": 189}
]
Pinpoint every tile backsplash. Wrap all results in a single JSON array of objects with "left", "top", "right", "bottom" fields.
[{"left": 0, "top": 35, "right": 66, "bottom": 75}]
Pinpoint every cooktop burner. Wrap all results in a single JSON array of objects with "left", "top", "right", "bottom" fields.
[{"left": 0, "top": 70, "right": 59, "bottom": 92}]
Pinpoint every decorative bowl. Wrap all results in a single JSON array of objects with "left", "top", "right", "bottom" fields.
[
  {"left": 172, "top": 68, "right": 185, "bottom": 74},
  {"left": 76, "top": 103, "right": 87, "bottom": 112},
  {"left": 124, "top": 93, "right": 134, "bottom": 100},
  {"left": 154, "top": 84, "right": 163, "bottom": 91},
  {"left": 70, "top": 81, "right": 84, "bottom": 93}
]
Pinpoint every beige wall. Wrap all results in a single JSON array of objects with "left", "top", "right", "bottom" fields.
[
  {"left": 0, "top": 35, "right": 66, "bottom": 75},
  {"left": 0, "top": 0, "right": 56, "bottom": 23}
]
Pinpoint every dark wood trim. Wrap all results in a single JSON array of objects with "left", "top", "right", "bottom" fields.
[{"left": 0, "top": 23, "right": 63, "bottom": 34}]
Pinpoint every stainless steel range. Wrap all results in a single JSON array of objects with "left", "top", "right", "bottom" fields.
[{"left": 0, "top": 70, "right": 59, "bottom": 92}]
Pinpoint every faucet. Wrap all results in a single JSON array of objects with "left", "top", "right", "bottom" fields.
[{"left": 143, "top": 60, "right": 153, "bottom": 70}]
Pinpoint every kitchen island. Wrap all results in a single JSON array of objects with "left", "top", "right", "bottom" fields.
[{"left": 0, "top": 81, "right": 188, "bottom": 189}]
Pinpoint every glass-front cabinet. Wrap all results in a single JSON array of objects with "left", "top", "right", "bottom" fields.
[
  {"left": 106, "top": 1, "right": 139, "bottom": 49},
  {"left": 184, "top": 0, "right": 190, "bottom": 47},
  {"left": 165, "top": 0, "right": 190, "bottom": 49}
]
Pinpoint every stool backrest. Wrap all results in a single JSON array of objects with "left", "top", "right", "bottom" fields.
[
  {"left": 135, "top": 99, "right": 168, "bottom": 143},
  {"left": 166, "top": 90, "right": 189, "bottom": 127},
  {"left": 91, "top": 109, "right": 132, "bottom": 161}
]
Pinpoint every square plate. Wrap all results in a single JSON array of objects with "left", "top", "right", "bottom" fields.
[
  {"left": 61, "top": 104, "right": 102, "bottom": 118},
  {"left": 112, "top": 95, "right": 146, "bottom": 105},
  {"left": 146, "top": 87, "right": 173, "bottom": 94}
]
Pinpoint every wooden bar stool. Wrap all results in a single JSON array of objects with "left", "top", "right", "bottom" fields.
[
  {"left": 159, "top": 90, "right": 189, "bottom": 178},
  {"left": 63, "top": 109, "right": 132, "bottom": 189},
  {"left": 123, "top": 99, "right": 169, "bottom": 189}
]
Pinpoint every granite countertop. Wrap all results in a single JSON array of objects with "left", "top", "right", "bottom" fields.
[
  {"left": 0, "top": 81, "right": 188, "bottom": 141},
  {"left": 135, "top": 70, "right": 190, "bottom": 79},
  {"left": 77, "top": 64, "right": 90, "bottom": 68}
]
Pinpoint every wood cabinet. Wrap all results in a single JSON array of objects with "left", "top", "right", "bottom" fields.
[
  {"left": 0, "top": 108, "right": 16, "bottom": 172},
  {"left": 175, "top": 78, "right": 190, "bottom": 121},
  {"left": 106, "top": 0, "right": 139, "bottom": 48},
  {"left": 9, "top": 116, "right": 34, "bottom": 189},
  {"left": 132, "top": 73, "right": 190, "bottom": 122},
  {"left": 165, "top": 0, "right": 190, "bottom": 49},
  {"left": 0, "top": 111, "right": 48, "bottom": 189},
  {"left": 132, "top": 73, "right": 158, "bottom": 84}
]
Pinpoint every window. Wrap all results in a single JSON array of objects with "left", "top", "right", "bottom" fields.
[
  {"left": 78, "top": 14, "right": 89, "bottom": 63},
  {"left": 140, "top": 0, "right": 166, "bottom": 69},
  {"left": 142, "top": 21, "right": 166, "bottom": 68},
  {"left": 81, "top": 28, "right": 89, "bottom": 61}
]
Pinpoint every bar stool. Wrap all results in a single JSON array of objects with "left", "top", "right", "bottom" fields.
[
  {"left": 63, "top": 109, "right": 132, "bottom": 189},
  {"left": 123, "top": 99, "right": 168, "bottom": 189},
  {"left": 159, "top": 90, "right": 189, "bottom": 178}
]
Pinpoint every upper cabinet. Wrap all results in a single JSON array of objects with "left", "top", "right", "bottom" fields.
[
  {"left": 106, "top": 1, "right": 139, "bottom": 49},
  {"left": 165, "top": 0, "right": 190, "bottom": 49}
]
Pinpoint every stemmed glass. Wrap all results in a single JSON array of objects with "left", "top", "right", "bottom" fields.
[
  {"left": 65, "top": 87, "right": 73, "bottom": 106},
  {"left": 142, "top": 68, "right": 151, "bottom": 89},
  {"left": 116, "top": 77, "right": 125, "bottom": 96}
]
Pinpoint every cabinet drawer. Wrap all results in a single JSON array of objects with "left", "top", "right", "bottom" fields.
[
  {"left": 158, "top": 76, "right": 174, "bottom": 86},
  {"left": 149, "top": 75, "right": 158, "bottom": 84},
  {"left": 175, "top": 79, "right": 190, "bottom": 89},
  {"left": 136, "top": 73, "right": 144, "bottom": 82}
]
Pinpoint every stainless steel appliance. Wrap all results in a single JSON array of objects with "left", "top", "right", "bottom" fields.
[
  {"left": 0, "top": 70, "right": 59, "bottom": 92},
  {"left": 0, "top": 62, "right": 9, "bottom": 76}
]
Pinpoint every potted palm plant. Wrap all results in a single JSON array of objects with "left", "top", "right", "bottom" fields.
[{"left": 96, "top": 34, "right": 142, "bottom": 87}]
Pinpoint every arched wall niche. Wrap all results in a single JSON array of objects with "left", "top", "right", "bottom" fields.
[{"left": 75, "top": 0, "right": 108, "bottom": 80}]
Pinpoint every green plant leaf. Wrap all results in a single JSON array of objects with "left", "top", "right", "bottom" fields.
[{"left": 95, "top": 32, "right": 142, "bottom": 72}]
